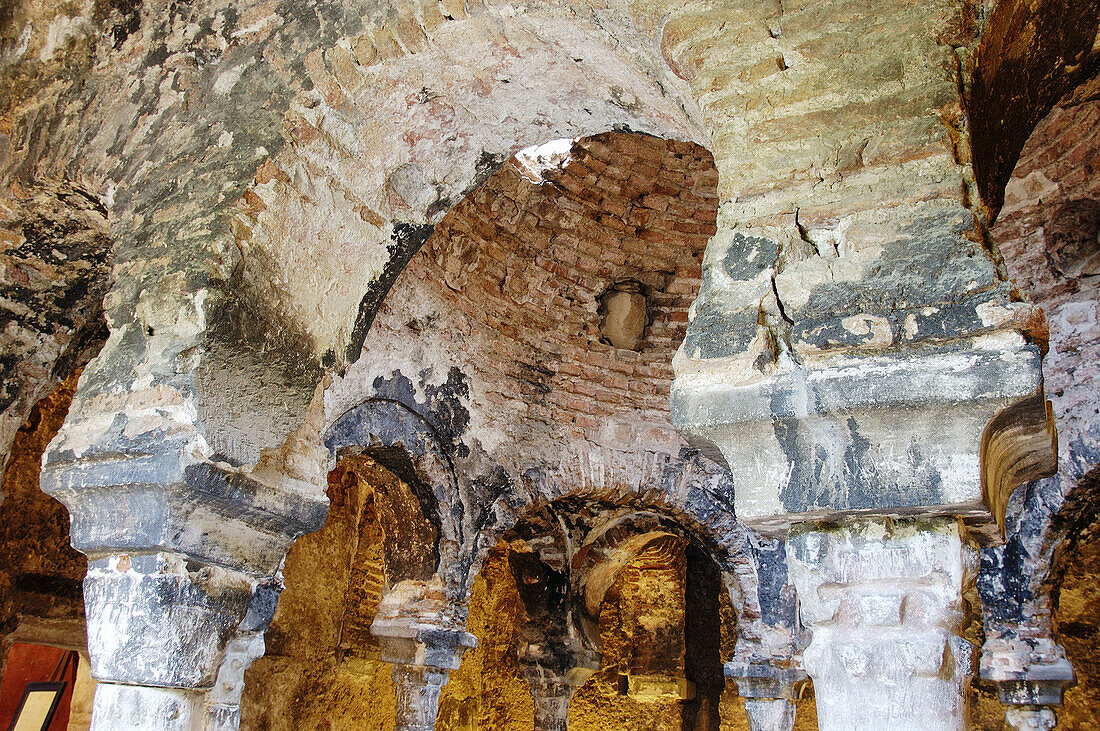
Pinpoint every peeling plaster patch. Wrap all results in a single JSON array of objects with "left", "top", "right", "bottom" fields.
[
  {"left": 330, "top": 278, "right": 513, "bottom": 458},
  {"left": 213, "top": 62, "right": 249, "bottom": 96},
  {"left": 514, "top": 138, "right": 576, "bottom": 182},
  {"left": 38, "top": 14, "right": 92, "bottom": 62}
]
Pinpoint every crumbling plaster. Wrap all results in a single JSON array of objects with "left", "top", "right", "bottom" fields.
[{"left": 0, "top": 0, "right": 1098, "bottom": 728}]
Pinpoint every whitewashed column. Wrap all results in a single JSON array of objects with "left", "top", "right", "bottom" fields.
[{"left": 788, "top": 517, "right": 976, "bottom": 731}]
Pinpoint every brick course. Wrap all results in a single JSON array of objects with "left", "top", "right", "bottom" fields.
[{"left": 381, "top": 132, "right": 717, "bottom": 445}]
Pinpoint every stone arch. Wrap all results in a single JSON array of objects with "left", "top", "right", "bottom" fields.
[
  {"left": 324, "top": 397, "right": 459, "bottom": 582},
  {"left": 323, "top": 128, "right": 721, "bottom": 598},
  {"left": 570, "top": 511, "right": 699, "bottom": 643},
  {"left": 483, "top": 490, "right": 772, "bottom": 729},
  {"left": 465, "top": 477, "right": 765, "bottom": 645},
  {"left": 321, "top": 456, "right": 439, "bottom": 665},
  {"left": 977, "top": 65, "right": 1100, "bottom": 715}
]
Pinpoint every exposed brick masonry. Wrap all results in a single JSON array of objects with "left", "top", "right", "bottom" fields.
[{"left": 396, "top": 132, "right": 717, "bottom": 445}]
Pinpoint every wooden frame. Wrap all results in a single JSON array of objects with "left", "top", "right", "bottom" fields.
[{"left": 7, "top": 681, "right": 65, "bottom": 731}]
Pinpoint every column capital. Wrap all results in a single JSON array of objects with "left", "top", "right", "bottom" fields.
[
  {"left": 84, "top": 553, "right": 254, "bottom": 689},
  {"left": 788, "top": 516, "right": 975, "bottom": 730},
  {"left": 980, "top": 636, "right": 1075, "bottom": 706},
  {"left": 724, "top": 657, "right": 807, "bottom": 700},
  {"left": 40, "top": 457, "right": 329, "bottom": 577},
  {"left": 370, "top": 579, "right": 477, "bottom": 670}
]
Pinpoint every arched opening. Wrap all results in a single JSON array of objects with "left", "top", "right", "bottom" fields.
[
  {"left": 981, "top": 68, "right": 1100, "bottom": 729},
  {"left": 241, "top": 453, "right": 442, "bottom": 729},
  {"left": 0, "top": 371, "right": 97, "bottom": 729},
  {"left": 437, "top": 497, "right": 739, "bottom": 731},
  {"left": 238, "top": 123, "right": 748, "bottom": 728}
]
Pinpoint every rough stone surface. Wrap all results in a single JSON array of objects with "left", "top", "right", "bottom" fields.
[
  {"left": 2, "top": 0, "right": 1100, "bottom": 729},
  {"left": 1047, "top": 521, "right": 1100, "bottom": 729},
  {"left": 970, "top": 0, "right": 1100, "bottom": 216},
  {"left": 0, "top": 184, "right": 109, "bottom": 477}
]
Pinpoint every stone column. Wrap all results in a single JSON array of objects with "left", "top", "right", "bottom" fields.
[
  {"left": 83, "top": 554, "right": 254, "bottom": 731},
  {"left": 743, "top": 699, "right": 796, "bottom": 731},
  {"left": 517, "top": 652, "right": 597, "bottom": 731},
  {"left": 724, "top": 659, "right": 805, "bottom": 731},
  {"left": 787, "top": 517, "right": 975, "bottom": 731},
  {"left": 521, "top": 669, "right": 573, "bottom": 731},
  {"left": 980, "top": 636, "right": 1073, "bottom": 731},
  {"left": 391, "top": 665, "right": 452, "bottom": 731},
  {"left": 41, "top": 429, "right": 329, "bottom": 730},
  {"left": 1005, "top": 708, "right": 1057, "bottom": 730},
  {"left": 372, "top": 597, "right": 477, "bottom": 731}
]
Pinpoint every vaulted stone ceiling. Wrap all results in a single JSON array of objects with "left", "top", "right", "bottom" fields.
[{"left": 0, "top": 0, "right": 1099, "bottom": 730}]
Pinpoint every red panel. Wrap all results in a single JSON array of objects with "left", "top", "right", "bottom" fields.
[{"left": 0, "top": 643, "right": 77, "bottom": 730}]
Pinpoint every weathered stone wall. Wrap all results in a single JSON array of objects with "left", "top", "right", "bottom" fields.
[
  {"left": 1052, "top": 521, "right": 1100, "bottom": 729},
  {"left": 0, "top": 186, "right": 109, "bottom": 476},
  {"left": 992, "top": 97, "right": 1100, "bottom": 484},
  {"left": 985, "top": 89, "right": 1100, "bottom": 730}
]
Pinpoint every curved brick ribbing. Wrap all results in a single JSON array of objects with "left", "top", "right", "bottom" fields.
[{"left": 409, "top": 132, "right": 716, "bottom": 443}]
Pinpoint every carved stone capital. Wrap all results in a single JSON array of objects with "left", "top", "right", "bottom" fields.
[
  {"left": 980, "top": 636, "right": 1075, "bottom": 706},
  {"left": 723, "top": 657, "right": 807, "bottom": 700},
  {"left": 40, "top": 458, "right": 328, "bottom": 577},
  {"left": 84, "top": 553, "right": 253, "bottom": 689},
  {"left": 672, "top": 340, "right": 1054, "bottom": 536},
  {"left": 788, "top": 517, "right": 975, "bottom": 731}
]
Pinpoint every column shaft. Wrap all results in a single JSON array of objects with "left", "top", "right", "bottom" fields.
[
  {"left": 393, "top": 665, "right": 450, "bottom": 731},
  {"left": 91, "top": 683, "right": 204, "bottom": 731},
  {"left": 743, "top": 698, "right": 796, "bottom": 731}
]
